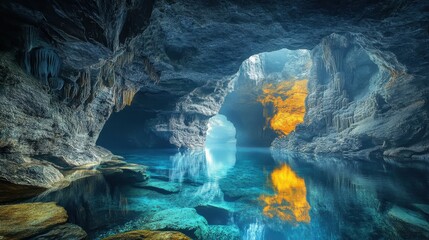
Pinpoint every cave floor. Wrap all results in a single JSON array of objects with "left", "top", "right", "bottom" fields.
[{"left": 29, "top": 148, "right": 429, "bottom": 239}]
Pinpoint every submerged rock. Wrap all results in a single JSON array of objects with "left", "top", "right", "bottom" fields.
[
  {"left": 133, "top": 179, "right": 180, "bottom": 194},
  {"left": 29, "top": 223, "right": 87, "bottom": 240},
  {"left": 202, "top": 225, "right": 240, "bottom": 240},
  {"left": 142, "top": 208, "right": 208, "bottom": 239},
  {"left": 102, "top": 230, "right": 191, "bottom": 240},
  {"left": 388, "top": 206, "right": 429, "bottom": 239},
  {"left": 0, "top": 202, "right": 67, "bottom": 239},
  {"left": 413, "top": 203, "right": 429, "bottom": 216},
  {"left": 195, "top": 205, "right": 232, "bottom": 225}
]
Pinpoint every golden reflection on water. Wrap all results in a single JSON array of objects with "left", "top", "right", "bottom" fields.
[
  {"left": 260, "top": 164, "right": 311, "bottom": 223},
  {"left": 258, "top": 80, "right": 308, "bottom": 135}
]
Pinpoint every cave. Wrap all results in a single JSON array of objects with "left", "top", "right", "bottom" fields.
[{"left": 0, "top": 1, "right": 429, "bottom": 240}]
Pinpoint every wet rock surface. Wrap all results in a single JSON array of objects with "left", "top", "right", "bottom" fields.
[
  {"left": 142, "top": 208, "right": 209, "bottom": 239},
  {"left": 388, "top": 206, "right": 429, "bottom": 239},
  {"left": 98, "top": 160, "right": 149, "bottom": 183},
  {"left": 102, "top": 230, "right": 191, "bottom": 240},
  {"left": 0, "top": 202, "right": 68, "bottom": 239},
  {"left": 203, "top": 225, "right": 241, "bottom": 240},
  {"left": 29, "top": 223, "right": 87, "bottom": 240}
]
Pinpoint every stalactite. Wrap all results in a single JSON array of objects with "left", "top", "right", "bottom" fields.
[
  {"left": 63, "top": 81, "right": 79, "bottom": 102},
  {"left": 29, "top": 47, "right": 61, "bottom": 86},
  {"left": 86, "top": 75, "right": 102, "bottom": 106},
  {"left": 122, "top": 88, "right": 137, "bottom": 107},
  {"left": 116, "top": 50, "right": 134, "bottom": 68},
  {"left": 22, "top": 26, "right": 37, "bottom": 75},
  {"left": 75, "top": 69, "right": 91, "bottom": 106},
  {"left": 143, "top": 57, "right": 160, "bottom": 83}
]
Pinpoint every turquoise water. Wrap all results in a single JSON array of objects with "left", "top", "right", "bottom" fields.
[{"left": 32, "top": 148, "right": 429, "bottom": 239}]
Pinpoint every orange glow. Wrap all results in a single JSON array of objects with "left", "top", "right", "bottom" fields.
[
  {"left": 258, "top": 80, "right": 308, "bottom": 135},
  {"left": 260, "top": 164, "right": 311, "bottom": 223}
]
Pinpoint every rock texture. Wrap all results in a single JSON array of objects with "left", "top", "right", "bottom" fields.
[
  {"left": 220, "top": 49, "right": 311, "bottom": 146},
  {"left": 0, "top": 0, "right": 428, "bottom": 164},
  {"left": 142, "top": 208, "right": 209, "bottom": 239},
  {"left": 29, "top": 223, "right": 87, "bottom": 240},
  {"left": 100, "top": 0, "right": 428, "bottom": 156},
  {"left": 273, "top": 33, "right": 429, "bottom": 158},
  {"left": 103, "top": 230, "right": 191, "bottom": 240},
  {"left": 0, "top": 202, "right": 68, "bottom": 239}
]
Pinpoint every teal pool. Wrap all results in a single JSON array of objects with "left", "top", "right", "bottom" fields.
[{"left": 32, "top": 148, "right": 429, "bottom": 239}]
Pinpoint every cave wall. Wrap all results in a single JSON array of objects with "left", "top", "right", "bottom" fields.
[
  {"left": 133, "top": 0, "right": 428, "bottom": 151},
  {"left": 219, "top": 49, "right": 312, "bottom": 147},
  {"left": 0, "top": 0, "right": 427, "bottom": 185},
  {"left": 273, "top": 33, "right": 429, "bottom": 159},
  {"left": 0, "top": 0, "right": 157, "bottom": 188}
]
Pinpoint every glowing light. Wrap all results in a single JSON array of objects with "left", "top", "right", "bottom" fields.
[
  {"left": 258, "top": 80, "right": 308, "bottom": 135},
  {"left": 259, "top": 164, "right": 311, "bottom": 223}
]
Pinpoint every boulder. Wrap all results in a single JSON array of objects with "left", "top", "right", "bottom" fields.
[
  {"left": 29, "top": 223, "right": 87, "bottom": 240},
  {"left": 0, "top": 180, "right": 46, "bottom": 203},
  {"left": 98, "top": 160, "right": 149, "bottom": 183},
  {"left": 103, "top": 230, "right": 191, "bottom": 240},
  {"left": 202, "top": 225, "right": 240, "bottom": 240},
  {"left": 0, "top": 202, "right": 68, "bottom": 239},
  {"left": 142, "top": 208, "right": 208, "bottom": 239}
]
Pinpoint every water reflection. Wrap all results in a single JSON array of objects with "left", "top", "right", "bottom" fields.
[
  {"left": 30, "top": 173, "right": 134, "bottom": 238},
  {"left": 260, "top": 164, "right": 311, "bottom": 223},
  {"left": 243, "top": 219, "right": 266, "bottom": 240},
  {"left": 169, "top": 145, "right": 237, "bottom": 203}
]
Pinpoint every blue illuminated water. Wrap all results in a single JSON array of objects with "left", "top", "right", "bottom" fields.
[{"left": 32, "top": 148, "right": 429, "bottom": 239}]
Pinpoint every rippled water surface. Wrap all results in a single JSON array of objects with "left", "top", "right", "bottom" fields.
[{"left": 33, "top": 148, "right": 429, "bottom": 239}]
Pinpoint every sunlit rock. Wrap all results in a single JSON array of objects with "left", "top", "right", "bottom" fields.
[
  {"left": 221, "top": 48, "right": 312, "bottom": 146},
  {"left": 142, "top": 208, "right": 209, "bottom": 239},
  {"left": 258, "top": 80, "right": 308, "bottom": 136},
  {"left": 0, "top": 202, "right": 68, "bottom": 239},
  {"left": 102, "top": 230, "right": 191, "bottom": 240}
]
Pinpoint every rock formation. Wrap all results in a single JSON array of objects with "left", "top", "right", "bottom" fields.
[
  {"left": 0, "top": 0, "right": 428, "bottom": 195},
  {"left": 273, "top": 33, "right": 429, "bottom": 159},
  {"left": 0, "top": 202, "right": 86, "bottom": 239}
]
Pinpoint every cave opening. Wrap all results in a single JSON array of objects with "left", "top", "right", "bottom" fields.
[{"left": 219, "top": 48, "right": 312, "bottom": 147}]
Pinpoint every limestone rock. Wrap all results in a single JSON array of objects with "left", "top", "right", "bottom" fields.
[
  {"left": 0, "top": 202, "right": 68, "bottom": 239},
  {"left": 0, "top": 180, "right": 45, "bottom": 203},
  {"left": 29, "top": 223, "right": 87, "bottom": 240},
  {"left": 272, "top": 33, "right": 429, "bottom": 158},
  {"left": 0, "top": 0, "right": 428, "bottom": 159},
  {"left": 195, "top": 205, "right": 232, "bottom": 225},
  {"left": 142, "top": 208, "right": 208, "bottom": 239},
  {"left": 98, "top": 160, "right": 149, "bottom": 183},
  {"left": 133, "top": 179, "right": 180, "bottom": 194},
  {"left": 202, "top": 225, "right": 240, "bottom": 240},
  {"left": 103, "top": 230, "right": 191, "bottom": 240},
  {"left": 0, "top": 155, "right": 64, "bottom": 189}
]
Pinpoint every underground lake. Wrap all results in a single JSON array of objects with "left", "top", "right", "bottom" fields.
[{"left": 1, "top": 0, "right": 429, "bottom": 239}]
